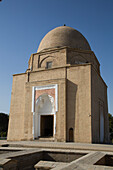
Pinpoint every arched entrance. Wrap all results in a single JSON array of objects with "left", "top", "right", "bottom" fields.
[
  {"left": 69, "top": 128, "right": 74, "bottom": 142},
  {"left": 34, "top": 93, "right": 56, "bottom": 139}
]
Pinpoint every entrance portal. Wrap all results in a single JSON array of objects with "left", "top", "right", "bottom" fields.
[
  {"left": 41, "top": 115, "right": 53, "bottom": 137},
  {"left": 34, "top": 93, "right": 56, "bottom": 139}
]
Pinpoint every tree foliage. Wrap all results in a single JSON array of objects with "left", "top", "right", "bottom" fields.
[
  {"left": 0, "top": 113, "right": 9, "bottom": 137},
  {"left": 108, "top": 113, "right": 113, "bottom": 142}
]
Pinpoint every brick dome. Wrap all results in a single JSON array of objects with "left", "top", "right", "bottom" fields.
[{"left": 37, "top": 26, "right": 91, "bottom": 52}]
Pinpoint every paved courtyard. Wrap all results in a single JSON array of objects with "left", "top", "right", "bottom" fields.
[{"left": 0, "top": 140, "right": 113, "bottom": 169}]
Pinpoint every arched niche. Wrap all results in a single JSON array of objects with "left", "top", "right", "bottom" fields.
[
  {"left": 69, "top": 128, "right": 74, "bottom": 142},
  {"left": 34, "top": 94, "right": 56, "bottom": 139},
  {"left": 35, "top": 93, "right": 55, "bottom": 114}
]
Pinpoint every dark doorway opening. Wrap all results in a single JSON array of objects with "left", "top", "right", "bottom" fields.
[
  {"left": 69, "top": 128, "right": 74, "bottom": 142},
  {"left": 41, "top": 115, "right": 53, "bottom": 137}
]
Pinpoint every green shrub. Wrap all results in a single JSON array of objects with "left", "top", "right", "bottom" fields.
[{"left": 0, "top": 113, "right": 9, "bottom": 138}]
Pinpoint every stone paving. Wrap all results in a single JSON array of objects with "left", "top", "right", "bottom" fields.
[
  {"left": 0, "top": 140, "right": 113, "bottom": 169},
  {"left": 34, "top": 160, "right": 68, "bottom": 170},
  {"left": 1, "top": 140, "right": 113, "bottom": 152}
]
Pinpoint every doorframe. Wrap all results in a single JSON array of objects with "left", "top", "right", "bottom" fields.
[
  {"left": 38, "top": 112, "right": 56, "bottom": 137},
  {"left": 40, "top": 114, "right": 54, "bottom": 137}
]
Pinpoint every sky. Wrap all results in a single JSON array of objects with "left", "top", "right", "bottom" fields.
[{"left": 0, "top": 0, "right": 113, "bottom": 115}]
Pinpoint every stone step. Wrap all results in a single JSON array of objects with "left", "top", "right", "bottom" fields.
[{"left": 38, "top": 137, "right": 55, "bottom": 142}]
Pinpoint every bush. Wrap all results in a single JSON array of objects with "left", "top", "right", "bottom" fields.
[
  {"left": 109, "top": 113, "right": 113, "bottom": 143},
  {"left": 0, "top": 131, "right": 7, "bottom": 137},
  {"left": 0, "top": 113, "right": 9, "bottom": 138}
]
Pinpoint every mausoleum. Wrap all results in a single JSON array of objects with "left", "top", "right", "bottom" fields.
[{"left": 7, "top": 26, "right": 109, "bottom": 143}]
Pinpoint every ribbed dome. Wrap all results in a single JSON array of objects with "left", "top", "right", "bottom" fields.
[{"left": 37, "top": 26, "right": 91, "bottom": 52}]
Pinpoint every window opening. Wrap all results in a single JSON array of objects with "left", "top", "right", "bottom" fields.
[{"left": 46, "top": 61, "right": 52, "bottom": 69}]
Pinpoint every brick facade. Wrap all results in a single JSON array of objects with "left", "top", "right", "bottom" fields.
[{"left": 7, "top": 26, "right": 109, "bottom": 143}]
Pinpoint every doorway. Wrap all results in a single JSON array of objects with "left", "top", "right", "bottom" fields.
[
  {"left": 69, "top": 128, "right": 74, "bottom": 142},
  {"left": 41, "top": 115, "right": 53, "bottom": 137}
]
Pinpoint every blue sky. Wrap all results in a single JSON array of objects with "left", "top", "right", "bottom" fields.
[{"left": 0, "top": 0, "right": 113, "bottom": 114}]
